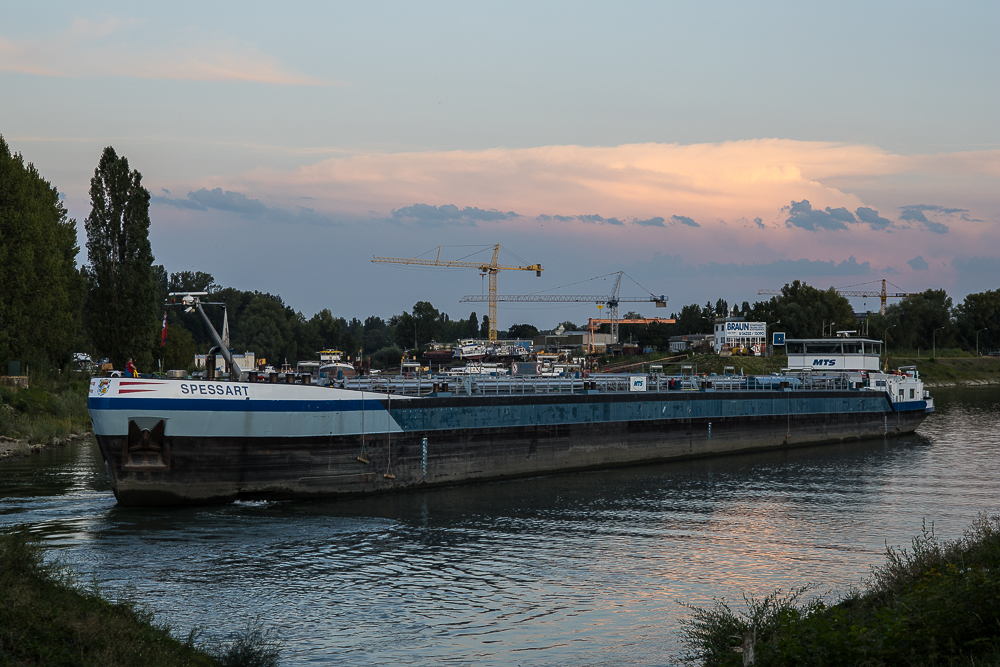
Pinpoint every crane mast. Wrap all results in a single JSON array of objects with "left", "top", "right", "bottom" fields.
[
  {"left": 373, "top": 244, "right": 542, "bottom": 342},
  {"left": 461, "top": 271, "right": 668, "bottom": 344},
  {"left": 757, "top": 279, "right": 920, "bottom": 315}
]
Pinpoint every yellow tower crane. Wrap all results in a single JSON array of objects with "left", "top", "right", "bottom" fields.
[
  {"left": 757, "top": 279, "right": 921, "bottom": 315},
  {"left": 372, "top": 244, "right": 542, "bottom": 342}
]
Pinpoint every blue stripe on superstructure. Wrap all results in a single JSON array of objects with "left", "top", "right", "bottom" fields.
[{"left": 88, "top": 397, "right": 384, "bottom": 412}]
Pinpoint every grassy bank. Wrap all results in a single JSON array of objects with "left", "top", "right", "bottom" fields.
[
  {"left": 682, "top": 513, "right": 1000, "bottom": 666},
  {"left": 0, "top": 374, "right": 91, "bottom": 445},
  {"left": 884, "top": 354, "right": 1000, "bottom": 386},
  {"left": 0, "top": 527, "right": 280, "bottom": 666}
]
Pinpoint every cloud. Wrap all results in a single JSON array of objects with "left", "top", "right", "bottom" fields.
[
  {"left": 754, "top": 217, "right": 766, "bottom": 229},
  {"left": 189, "top": 188, "right": 268, "bottom": 217},
  {"left": 634, "top": 216, "right": 666, "bottom": 227},
  {"left": 784, "top": 199, "right": 857, "bottom": 231},
  {"left": 578, "top": 214, "right": 625, "bottom": 225},
  {"left": 391, "top": 203, "right": 519, "bottom": 226},
  {"left": 855, "top": 207, "right": 893, "bottom": 230},
  {"left": 671, "top": 215, "right": 700, "bottom": 227},
  {"left": 907, "top": 256, "right": 930, "bottom": 271},
  {"left": 0, "top": 18, "right": 328, "bottom": 85},
  {"left": 898, "top": 205, "right": 958, "bottom": 234},
  {"left": 151, "top": 188, "right": 340, "bottom": 225},
  {"left": 709, "top": 255, "right": 874, "bottom": 278}
]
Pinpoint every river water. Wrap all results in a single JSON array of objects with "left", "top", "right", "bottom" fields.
[{"left": 2, "top": 387, "right": 998, "bottom": 666}]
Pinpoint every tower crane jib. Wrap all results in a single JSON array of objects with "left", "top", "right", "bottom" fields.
[{"left": 372, "top": 244, "right": 542, "bottom": 342}]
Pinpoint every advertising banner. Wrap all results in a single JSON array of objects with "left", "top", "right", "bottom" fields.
[{"left": 725, "top": 321, "right": 766, "bottom": 337}]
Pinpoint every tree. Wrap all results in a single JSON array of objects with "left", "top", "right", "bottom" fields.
[
  {"left": 884, "top": 289, "right": 954, "bottom": 352},
  {"left": 955, "top": 289, "right": 1000, "bottom": 353},
  {"left": 411, "top": 301, "right": 440, "bottom": 346},
  {"left": 765, "top": 280, "right": 855, "bottom": 339},
  {"left": 0, "top": 137, "right": 83, "bottom": 370},
  {"left": 168, "top": 270, "right": 216, "bottom": 294},
  {"left": 159, "top": 322, "right": 197, "bottom": 372},
  {"left": 675, "top": 304, "right": 712, "bottom": 334},
  {"left": 83, "top": 147, "right": 158, "bottom": 371},
  {"left": 508, "top": 323, "right": 539, "bottom": 340}
]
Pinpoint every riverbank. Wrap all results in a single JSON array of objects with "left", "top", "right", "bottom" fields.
[
  {"left": 887, "top": 355, "right": 1000, "bottom": 387},
  {"left": 0, "top": 375, "right": 92, "bottom": 461},
  {"left": 0, "top": 432, "right": 91, "bottom": 461},
  {"left": 0, "top": 527, "right": 280, "bottom": 666},
  {"left": 682, "top": 512, "right": 1000, "bottom": 666}
]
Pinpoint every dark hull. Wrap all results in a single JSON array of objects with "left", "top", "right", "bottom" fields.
[{"left": 94, "top": 390, "right": 928, "bottom": 506}]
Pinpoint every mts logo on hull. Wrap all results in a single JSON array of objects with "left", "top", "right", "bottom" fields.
[{"left": 812, "top": 359, "right": 837, "bottom": 366}]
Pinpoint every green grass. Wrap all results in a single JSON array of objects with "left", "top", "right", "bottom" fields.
[
  {"left": 681, "top": 513, "right": 1000, "bottom": 666},
  {"left": 886, "top": 355, "right": 1000, "bottom": 386},
  {"left": 0, "top": 527, "right": 281, "bottom": 666},
  {"left": 0, "top": 374, "right": 92, "bottom": 443}
]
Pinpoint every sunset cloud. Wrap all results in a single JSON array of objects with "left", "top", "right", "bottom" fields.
[
  {"left": 148, "top": 139, "right": 1000, "bottom": 311},
  {"left": 0, "top": 17, "right": 328, "bottom": 85}
]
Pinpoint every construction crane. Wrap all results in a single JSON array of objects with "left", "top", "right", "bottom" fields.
[
  {"left": 585, "top": 316, "right": 676, "bottom": 353},
  {"left": 757, "top": 279, "right": 921, "bottom": 315},
  {"left": 373, "top": 244, "right": 542, "bottom": 342},
  {"left": 461, "top": 271, "right": 668, "bottom": 344}
]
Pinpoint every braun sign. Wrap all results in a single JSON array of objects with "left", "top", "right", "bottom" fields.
[{"left": 725, "top": 322, "right": 766, "bottom": 337}]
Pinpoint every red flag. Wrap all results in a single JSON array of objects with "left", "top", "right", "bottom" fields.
[{"left": 160, "top": 312, "right": 168, "bottom": 347}]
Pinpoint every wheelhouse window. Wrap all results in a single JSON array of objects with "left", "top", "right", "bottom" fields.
[
  {"left": 805, "top": 343, "right": 841, "bottom": 354},
  {"left": 786, "top": 342, "right": 804, "bottom": 354}
]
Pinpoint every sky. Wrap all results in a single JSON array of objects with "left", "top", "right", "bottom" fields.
[{"left": 3, "top": 1, "right": 999, "bottom": 330}]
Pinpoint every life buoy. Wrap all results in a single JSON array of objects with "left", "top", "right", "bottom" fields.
[{"left": 535, "top": 363, "right": 542, "bottom": 374}]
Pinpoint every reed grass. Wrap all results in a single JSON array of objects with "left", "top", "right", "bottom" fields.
[
  {"left": 0, "top": 527, "right": 281, "bottom": 666},
  {"left": 681, "top": 513, "right": 1000, "bottom": 666}
]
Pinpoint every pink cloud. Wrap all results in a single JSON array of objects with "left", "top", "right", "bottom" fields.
[{"left": 151, "top": 139, "right": 1000, "bottom": 295}]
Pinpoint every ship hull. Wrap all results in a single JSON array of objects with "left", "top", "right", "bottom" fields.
[{"left": 88, "top": 380, "right": 928, "bottom": 506}]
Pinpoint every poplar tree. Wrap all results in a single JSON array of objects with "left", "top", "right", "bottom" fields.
[
  {"left": 0, "top": 136, "right": 83, "bottom": 369},
  {"left": 83, "top": 147, "right": 158, "bottom": 371}
]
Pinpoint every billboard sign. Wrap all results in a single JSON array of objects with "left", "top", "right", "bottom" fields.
[{"left": 725, "top": 321, "right": 766, "bottom": 337}]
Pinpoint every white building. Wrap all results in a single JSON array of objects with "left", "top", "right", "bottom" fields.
[{"left": 713, "top": 318, "right": 766, "bottom": 355}]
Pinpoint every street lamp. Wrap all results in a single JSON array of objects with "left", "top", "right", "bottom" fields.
[
  {"left": 766, "top": 320, "right": 780, "bottom": 357},
  {"left": 977, "top": 327, "right": 988, "bottom": 357},
  {"left": 933, "top": 326, "right": 946, "bottom": 359}
]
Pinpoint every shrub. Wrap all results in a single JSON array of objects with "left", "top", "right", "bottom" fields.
[{"left": 682, "top": 514, "right": 1000, "bottom": 666}]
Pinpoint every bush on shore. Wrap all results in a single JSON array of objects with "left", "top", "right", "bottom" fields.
[
  {"left": 0, "top": 374, "right": 91, "bottom": 443},
  {"left": 0, "top": 527, "right": 280, "bottom": 666},
  {"left": 681, "top": 513, "right": 1000, "bottom": 666}
]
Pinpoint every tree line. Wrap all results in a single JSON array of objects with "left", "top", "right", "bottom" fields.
[
  {"left": 618, "top": 281, "right": 1000, "bottom": 355},
  {"left": 2, "top": 138, "right": 999, "bottom": 376}
]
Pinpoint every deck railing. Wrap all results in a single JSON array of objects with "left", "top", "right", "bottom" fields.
[{"left": 338, "top": 371, "right": 858, "bottom": 397}]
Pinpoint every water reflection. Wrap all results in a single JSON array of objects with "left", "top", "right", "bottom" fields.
[{"left": 1, "top": 387, "right": 998, "bottom": 666}]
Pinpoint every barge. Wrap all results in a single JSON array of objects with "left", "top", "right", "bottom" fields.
[
  {"left": 86, "top": 294, "right": 932, "bottom": 507},
  {"left": 87, "top": 367, "right": 931, "bottom": 507}
]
